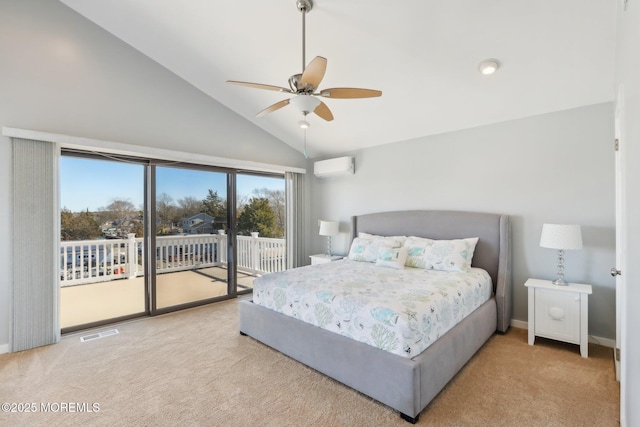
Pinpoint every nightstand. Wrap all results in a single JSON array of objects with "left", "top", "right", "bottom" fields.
[
  {"left": 309, "top": 254, "right": 343, "bottom": 265},
  {"left": 525, "top": 278, "right": 592, "bottom": 358}
]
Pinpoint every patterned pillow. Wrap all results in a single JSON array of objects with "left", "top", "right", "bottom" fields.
[
  {"left": 375, "top": 246, "right": 409, "bottom": 269},
  {"left": 404, "top": 236, "right": 479, "bottom": 271},
  {"left": 358, "top": 232, "right": 407, "bottom": 247},
  {"left": 348, "top": 237, "right": 401, "bottom": 263}
]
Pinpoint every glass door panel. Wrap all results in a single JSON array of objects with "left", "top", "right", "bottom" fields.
[
  {"left": 236, "top": 173, "right": 286, "bottom": 292},
  {"left": 155, "top": 166, "right": 230, "bottom": 309},
  {"left": 59, "top": 155, "right": 146, "bottom": 330}
]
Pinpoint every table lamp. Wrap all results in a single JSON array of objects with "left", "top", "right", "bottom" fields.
[
  {"left": 319, "top": 220, "right": 339, "bottom": 256},
  {"left": 539, "top": 223, "right": 583, "bottom": 286}
]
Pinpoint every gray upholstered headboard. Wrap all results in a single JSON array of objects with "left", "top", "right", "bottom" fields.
[{"left": 351, "top": 210, "right": 512, "bottom": 332}]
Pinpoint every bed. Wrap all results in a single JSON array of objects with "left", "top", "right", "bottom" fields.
[{"left": 239, "top": 210, "right": 511, "bottom": 423}]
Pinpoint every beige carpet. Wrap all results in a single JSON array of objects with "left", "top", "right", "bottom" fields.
[{"left": 0, "top": 298, "right": 619, "bottom": 426}]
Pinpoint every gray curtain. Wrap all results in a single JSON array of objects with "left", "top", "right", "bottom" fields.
[
  {"left": 285, "top": 172, "right": 305, "bottom": 269},
  {"left": 12, "top": 138, "right": 60, "bottom": 351}
]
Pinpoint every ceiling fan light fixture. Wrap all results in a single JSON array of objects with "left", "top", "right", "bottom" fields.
[
  {"left": 479, "top": 59, "right": 500, "bottom": 75},
  {"left": 298, "top": 119, "right": 310, "bottom": 129},
  {"left": 226, "top": 0, "right": 380, "bottom": 127},
  {"left": 290, "top": 94, "right": 321, "bottom": 114}
]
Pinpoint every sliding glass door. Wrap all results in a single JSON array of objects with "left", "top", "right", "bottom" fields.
[
  {"left": 153, "top": 165, "right": 233, "bottom": 311},
  {"left": 59, "top": 154, "right": 146, "bottom": 330},
  {"left": 236, "top": 173, "right": 286, "bottom": 293},
  {"left": 60, "top": 151, "right": 291, "bottom": 330}
]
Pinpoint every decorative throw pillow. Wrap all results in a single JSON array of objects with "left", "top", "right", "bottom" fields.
[
  {"left": 405, "top": 244, "right": 428, "bottom": 269},
  {"left": 375, "top": 246, "right": 409, "bottom": 269},
  {"left": 348, "top": 237, "right": 401, "bottom": 263},
  {"left": 404, "top": 236, "right": 479, "bottom": 271}
]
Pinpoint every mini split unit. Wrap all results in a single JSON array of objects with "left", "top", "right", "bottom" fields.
[{"left": 313, "top": 156, "right": 355, "bottom": 178}]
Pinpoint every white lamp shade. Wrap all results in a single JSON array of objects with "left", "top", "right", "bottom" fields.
[
  {"left": 540, "top": 224, "right": 583, "bottom": 250},
  {"left": 319, "top": 220, "right": 339, "bottom": 236}
]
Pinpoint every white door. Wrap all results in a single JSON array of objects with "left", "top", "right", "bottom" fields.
[{"left": 613, "top": 87, "right": 626, "bottom": 383}]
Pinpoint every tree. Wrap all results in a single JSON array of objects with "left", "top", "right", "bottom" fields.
[
  {"left": 100, "top": 198, "right": 137, "bottom": 237},
  {"left": 237, "top": 197, "right": 277, "bottom": 237},
  {"left": 156, "top": 193, "right": 177, "bottom": 232},
  {"left": 251, "top": 188, "right": 285, "bottom": 237},
  {"left": 60, "top": 207, "right": 101, "bottom": 241},
  {"left": 130, "top": 219, "right": 144, "bottom": 238},
  {"left": 202, "top": 189, "right": 227, "bottom": 230},
  {"left": 177, "top": 196, "right": 203, "bottom": 219}
]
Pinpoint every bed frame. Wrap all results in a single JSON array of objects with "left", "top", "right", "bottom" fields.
[{"left": 239, "top": 210, "right": 511, "bottom": 423}]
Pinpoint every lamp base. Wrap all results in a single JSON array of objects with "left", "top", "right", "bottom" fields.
[{"left": 552, "top": 249, "right": 568, "bottom": 286}]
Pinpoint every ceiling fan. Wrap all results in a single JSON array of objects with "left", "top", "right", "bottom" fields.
[{"left": 227, "top": 0, "right": 382, "bottom": 126}]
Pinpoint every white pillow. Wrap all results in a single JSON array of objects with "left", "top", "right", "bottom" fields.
[
  {"left": 348, "top": 237, "right": 401, "bottom": 263},
  {"left": 404, "top": 236, "right": 479, "bottom": 272},
  {"left": 375, "top": 246, "right": 409, "bottom": 269},
  {"left": 358, "top": 232, "right": 407, "bottom": 247}
]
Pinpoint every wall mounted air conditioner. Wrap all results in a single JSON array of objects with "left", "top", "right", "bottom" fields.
[{"left": 314, "top": 156, "right": 355, "bottom": 178}]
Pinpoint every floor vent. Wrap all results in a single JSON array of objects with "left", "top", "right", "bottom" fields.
[{"left": 80, "top": 328, "right": 119, "bottom": 342}]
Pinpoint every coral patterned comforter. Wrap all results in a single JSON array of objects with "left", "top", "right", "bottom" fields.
[{"left": 252, "top": 259, "right": 492, "bottom": 358}]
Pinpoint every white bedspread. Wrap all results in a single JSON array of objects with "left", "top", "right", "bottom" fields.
[{"left": 252, "top": 259, "right": 493, "bottom": 358}]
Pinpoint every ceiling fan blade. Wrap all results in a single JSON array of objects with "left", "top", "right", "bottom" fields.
[
  {"left": 227, "top": 80, "right": 292, "bottom": 93},
  {"left": 318, "top": 87, "right": 382, "bottom": 99},
  {"left": 256, "top": 99, "right": 290, "bottom": 117},
  {"left": 313, "top": 101, "right": 334, "bottom": 121},
  {"left": 300, "top": 56, "right": 327, "bottom": 89}
]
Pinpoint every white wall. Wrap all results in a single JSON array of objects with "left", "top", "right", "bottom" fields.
[
  {"left": 615, "top": 0, "right": 640, "bottom": 425},
  {"left": 0, "top": 0, "right": 305, "bottom": 351},
  {"left": 309, "top": 103, "right": 616, "bottom": 340}
]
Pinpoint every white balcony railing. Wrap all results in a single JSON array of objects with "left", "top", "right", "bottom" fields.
[{"left": 60, "top": 232, "right": 286, "bottom": 287}]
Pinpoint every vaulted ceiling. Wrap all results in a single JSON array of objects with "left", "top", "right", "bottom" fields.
[{"left": 60, "top": 0, "right": 616, "bottom": 158}]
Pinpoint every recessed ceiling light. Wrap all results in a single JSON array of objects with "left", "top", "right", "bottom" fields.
[{"left": 479, "top": 59, "right": 500, "bottom": 75}]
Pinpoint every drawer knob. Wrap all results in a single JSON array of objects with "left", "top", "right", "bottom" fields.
[{"left": 549, "top": 306, "right": 565, "bottom": 320}]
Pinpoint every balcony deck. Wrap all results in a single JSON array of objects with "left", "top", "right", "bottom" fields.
[
  {"left": 59, "top": 233, "right": 285, "bottom": 329},
  {"left": 60, "top": 267, "right": 255, "bottom": 329}
]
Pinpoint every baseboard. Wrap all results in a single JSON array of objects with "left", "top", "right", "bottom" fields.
[
  {"left": 509, "top": 319, "right": 614, "bottom": 348},
  {"left": 0, "top": 343, "right": 9, "bottom": 354},
  {"left": 510, "top": 319, "right": 528, "bottom": 330},
  {"left": 588, "top": 335, "right": 615, "bottom": 348}
]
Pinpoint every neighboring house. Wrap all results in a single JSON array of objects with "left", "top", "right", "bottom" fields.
[
  {"left": 102, "top": 220, "right": 138, "bottom": 238},
  {"left": 182, "top": 213, "right": 215, "bottom": 235},
  {"left": 102, "top": 226, "right": 118, "bottom": 238}
]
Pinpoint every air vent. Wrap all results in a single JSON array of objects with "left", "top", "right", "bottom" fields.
[{"left": 80, "top": 328, "right": 119, "bottom": 342}]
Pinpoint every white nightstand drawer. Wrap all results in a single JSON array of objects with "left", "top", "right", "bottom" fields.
[
  {"left": 525, "top": 278, "right": 592, "bottom": 358},
  {"left": 534, "top": 288, "right": 581, "bottom": 344}
]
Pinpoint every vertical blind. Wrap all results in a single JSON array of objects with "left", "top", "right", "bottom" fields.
[
  {"left": 12, "top": 138, "right": 60, "bottom": 351},
  {"left": 285, "top": 172, "right": 305, "bottom": 269}
]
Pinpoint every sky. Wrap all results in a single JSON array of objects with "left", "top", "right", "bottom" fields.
[{"left": 60, "top": 156, "right": 284, "bottom": 212}]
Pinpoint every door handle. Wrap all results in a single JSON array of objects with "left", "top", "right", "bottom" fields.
[{"left": 611, "top": 268, "right": 621, "bottom": 277}]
